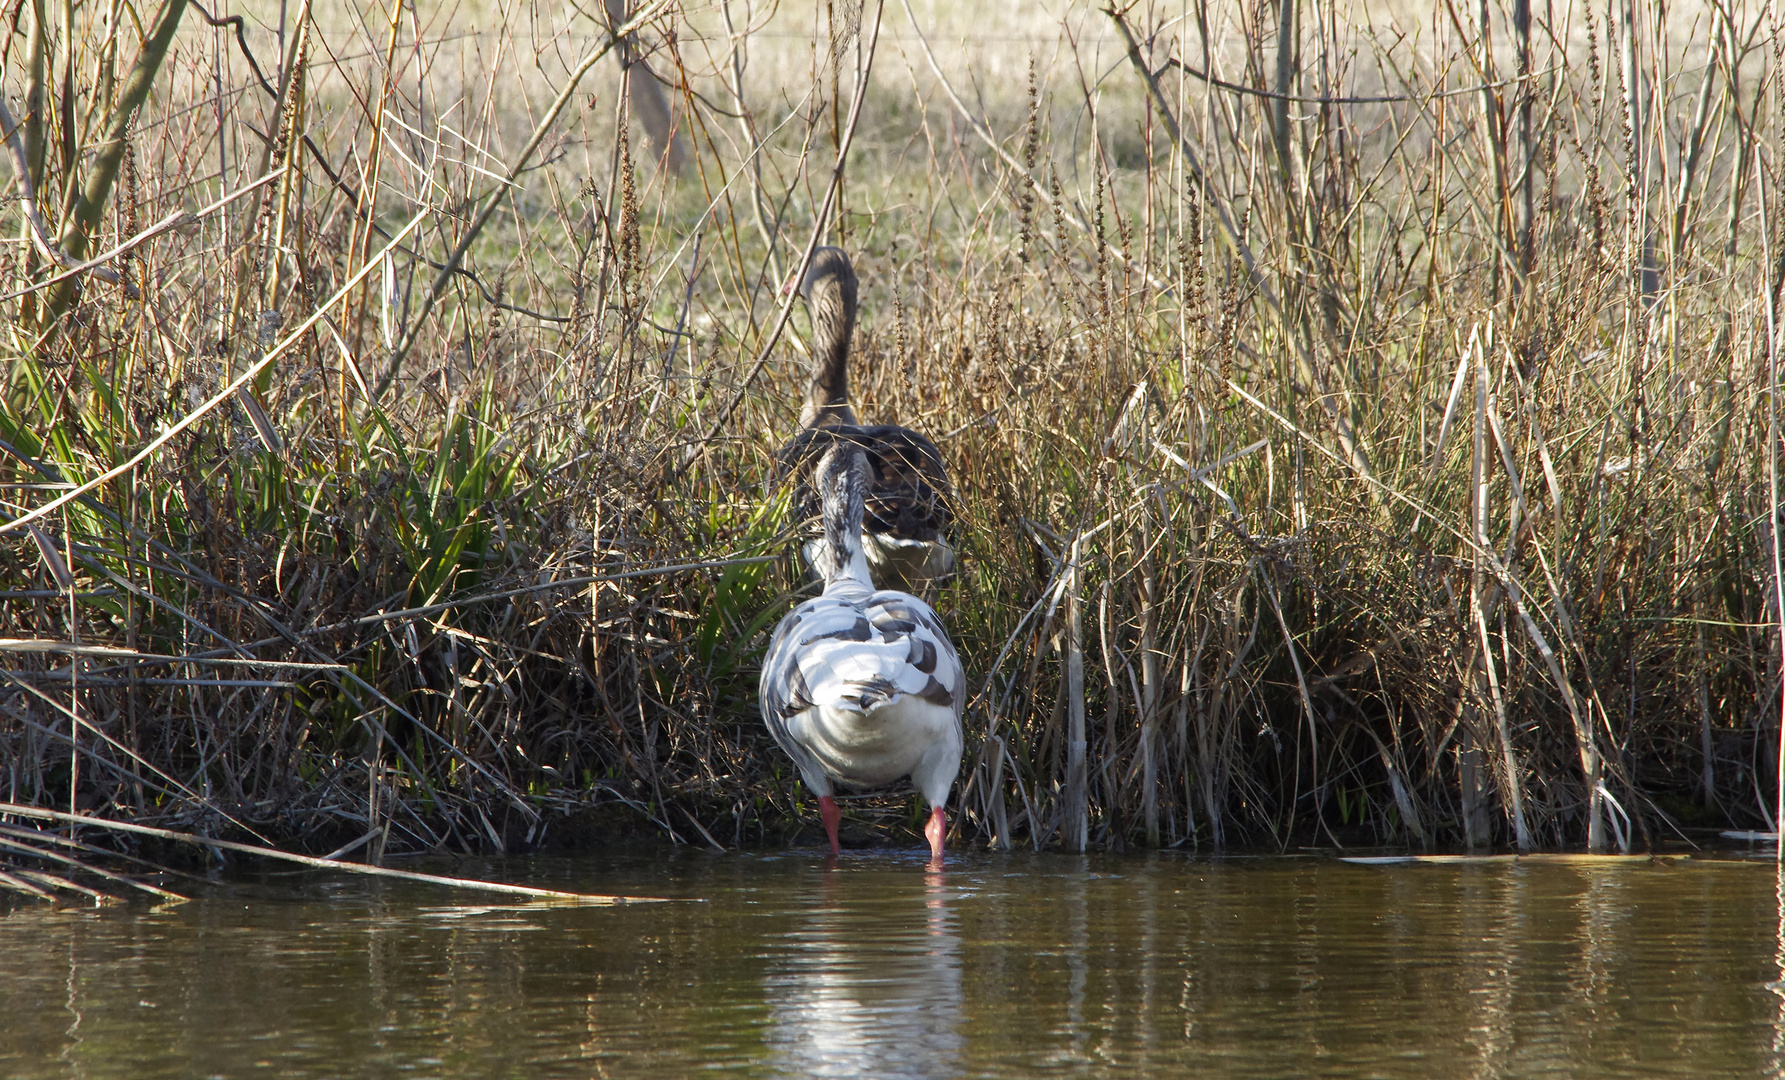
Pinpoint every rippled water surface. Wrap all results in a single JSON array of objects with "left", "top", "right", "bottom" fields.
[{"left": 1, "top": 848, "right": 1782, "bottom": 1078}]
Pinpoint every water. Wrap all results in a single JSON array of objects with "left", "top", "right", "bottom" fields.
[{"left": 1, "top": 848, "right": 1781, "bottom": 1078}]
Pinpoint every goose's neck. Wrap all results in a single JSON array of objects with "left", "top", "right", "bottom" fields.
[
  {"left": 822, "top": 515, "right": 873, "bottom": 592},
  {"left": 823, "top": 544, "right": 874, "bottom": 595},
  {"left": 802, "top": 285, "right": 858, "bottom": 428},
  {"left": 819, "top": 463, "right": 874, "bottom": 589}
]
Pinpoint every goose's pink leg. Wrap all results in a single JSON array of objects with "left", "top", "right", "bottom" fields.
[
  {"left": 818, "top": 795, "right": 842, "bottom": 857},
  {"left": 924, "top": 807, "right": 947, "bottom": 866}
]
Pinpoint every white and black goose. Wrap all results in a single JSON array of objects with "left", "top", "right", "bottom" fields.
[{"left": 759, "top": 443, "right": 966, "bottom": 865}]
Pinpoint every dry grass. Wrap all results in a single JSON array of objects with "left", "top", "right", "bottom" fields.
[{"left": 0, "top": 0, "right": 1780, "bottom": 896}]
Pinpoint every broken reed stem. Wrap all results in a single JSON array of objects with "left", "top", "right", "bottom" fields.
[
  {"left": 1062, "top": 543, "right": 1088, "bottom": 854},
  {"left": 1471, "top": 329, "right": 1533, "bottom": 851},
  {"left": 1137, "top": 512, "right": 1161, "bottom": 848}
]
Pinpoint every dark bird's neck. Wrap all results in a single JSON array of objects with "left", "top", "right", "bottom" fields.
[{"left": 801, "top": 279, "right": 859, "bottom": 428}]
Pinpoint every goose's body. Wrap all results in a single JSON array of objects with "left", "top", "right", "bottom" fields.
[
  {"left": 777, "top": 247, "right": 955, "bottom": 596},
  {"left": 759, "top": 445, "right": 966, "bottom": 864}
]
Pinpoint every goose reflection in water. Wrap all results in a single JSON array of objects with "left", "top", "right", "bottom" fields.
[{"left": 766, "top": 867, "right": 964, "bottom": 1078}]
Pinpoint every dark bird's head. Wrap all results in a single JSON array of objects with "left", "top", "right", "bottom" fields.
[
  {"left": 787, "top": 247, "right": 859, "bottom": 428},
  {"left": 813, "top": 441, "right": 871, "bottom": 584},
  {"left": 785, "top": 246, "right": 858, "bottom": 309}
]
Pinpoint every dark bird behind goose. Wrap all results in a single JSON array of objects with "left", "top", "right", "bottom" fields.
[{"left": 775, "top": 247, "right": 955, "bottom": 595}]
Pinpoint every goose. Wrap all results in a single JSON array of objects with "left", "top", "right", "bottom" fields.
[
  {"left": 777, "top": 246, "right": 956, "bottom": 596},
  {"left": 759, "top": 443, "right": 966, "bottom": 865}
]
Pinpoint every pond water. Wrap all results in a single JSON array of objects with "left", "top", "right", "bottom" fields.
[{"left": 0, "top": 846, "right": 1781, "bottom": 1078}]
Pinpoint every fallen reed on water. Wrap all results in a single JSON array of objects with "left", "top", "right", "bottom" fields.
[{"left": 1, "top": 0, "right": 1780, "bottom": 897}]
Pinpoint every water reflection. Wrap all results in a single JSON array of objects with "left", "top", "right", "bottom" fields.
[
  {"left": 2, "top": 852, "right": 1784, "bottom": 1079},
  {"left": 1774, "top": 862, "right": 1785, "bottom": 1080},
  {"left": 766, "top": 865, "right": 963, "bottom": 1079}
]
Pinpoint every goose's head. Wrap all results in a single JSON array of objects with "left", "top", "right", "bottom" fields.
[{"left": 813, "top": 441, "right": 872, "bottom": 586}]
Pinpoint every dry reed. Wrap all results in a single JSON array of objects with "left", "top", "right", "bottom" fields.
[{"left": 1, "top": 0, "right": 1780, "bottom": 897}]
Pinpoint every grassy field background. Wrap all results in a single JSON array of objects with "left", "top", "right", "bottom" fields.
[{"left": 0, "top": 0, "right": 1779, "bottom": 889}]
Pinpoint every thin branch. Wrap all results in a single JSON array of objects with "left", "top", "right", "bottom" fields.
[
  {"left": 0, "top": 97, "right": 121, "bottom": 284},
  {"left": 0, "top": 804, "right": 670, "bottom": 903},
  {"left": 378, "top": 0, "right": 680, "bottom": 396},
  {"left": 681, "top": 0, "right": 890, "bottom": 470}
]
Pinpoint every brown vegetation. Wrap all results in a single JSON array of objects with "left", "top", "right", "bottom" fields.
[{"left": 1, "top": 0, "right": 1781, "bottom": 896}]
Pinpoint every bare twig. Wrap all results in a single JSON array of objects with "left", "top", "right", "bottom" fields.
[{"left": 0, "top": 804, "right": 671, "bottom": 903}]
